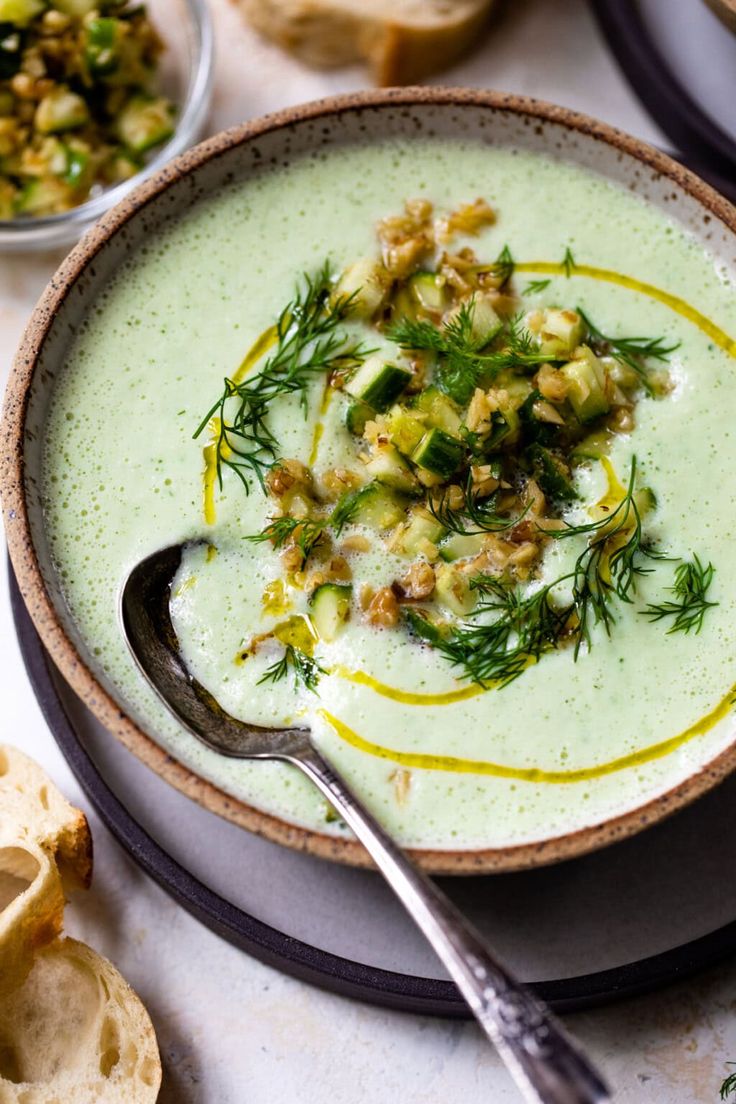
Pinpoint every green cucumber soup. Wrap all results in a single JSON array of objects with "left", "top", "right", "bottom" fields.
[{"left": 41, "top": 139, "right": 736, "bottom": 852}]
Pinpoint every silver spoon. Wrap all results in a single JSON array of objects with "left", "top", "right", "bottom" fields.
[{"left": 121, "top": 543, "right": 610, "bottom": 1104}]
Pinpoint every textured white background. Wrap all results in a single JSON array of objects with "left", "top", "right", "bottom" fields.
[{"left": 2, "top": 0, "right": 736, "bottom": 1099}]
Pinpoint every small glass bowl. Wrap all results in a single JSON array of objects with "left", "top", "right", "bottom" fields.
[{"left": 0, "top": 0, "right": 214, "bottom": 253}]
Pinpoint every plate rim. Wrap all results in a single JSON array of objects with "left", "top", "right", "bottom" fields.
[
  {"left": 3, "top": 87, "right": 736, "bottom": 873},
  {"left": 11, "top": 562, "right": 736, "bottom": 1016}
]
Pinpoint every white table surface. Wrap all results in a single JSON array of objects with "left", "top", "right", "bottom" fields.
[{"left": 2, "top": 1, "right": 736, "bottom": 1099}]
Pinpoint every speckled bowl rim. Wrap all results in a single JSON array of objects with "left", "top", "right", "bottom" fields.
[{"left": 4, "top": 87, "right": 736, "bottom": 875}]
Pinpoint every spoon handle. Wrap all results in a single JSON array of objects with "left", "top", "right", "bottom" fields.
[{"left": 292, "top": 744, "right": 610, "bottom": 1104}]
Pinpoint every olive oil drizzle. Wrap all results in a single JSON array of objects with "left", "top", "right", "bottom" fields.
[
  {"left": 202, "top": 325, "right": 279, "bottom": 525},
  {"left": 320, "top": 680, "right": 736, "bottom": 782}
]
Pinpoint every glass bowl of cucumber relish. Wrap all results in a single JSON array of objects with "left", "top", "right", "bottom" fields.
[{"left": 0, "top": 0, "right": 213, "bottom": 251}]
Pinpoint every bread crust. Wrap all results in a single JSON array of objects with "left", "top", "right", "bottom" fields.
[
  {"left": 237, "top": 0, "right": 496, "bottom": 84},
  {"left": 0, "top": 744, "right": 92, "bottom": 891}
]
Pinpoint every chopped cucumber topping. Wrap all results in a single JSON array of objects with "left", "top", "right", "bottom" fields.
[
  {"left": 412, "top": 428, "right": 464, "bottom": 478},
  {"left": 117, "top": 95, "right": 175, "bottom": 154},
  {"left": 561, "top": 346, "right": 610, "bottom": 423},
  {"left": 35, "top": 86, "right": 89, "bottom": 134},
  {"left": 435, "top": 562, "right": 477, "bottom": 616},
  {"left": 310, "top": 584, "right": 352, "bottom": 643},
  {"left": 364, "top": 444, "right": 417, "bottom": 493},
  {"left": 346, "top": 356, "right": 412, "bottom": 413}
]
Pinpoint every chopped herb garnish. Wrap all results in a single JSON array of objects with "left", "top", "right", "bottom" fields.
[
  {"left": 562, "top": 247, "right": 576, "bottom": 277},
  {"left": 522, "top": 278, "right": 551, "bottom": 297},
  {"left": 643, "top": 555, "right": 717, "bottom": 634},
  {"left": 427, "top": 472, "right": 528, "bottom": 535},
  {"left": 577, "top": 306, "right": 679, "bottom": 395},
  {"left": 194, "top": 264, "right": 370, "bottom": 494},
  {"left": 492, "top": 244, "right": 515, "bottom": 287},
  {"left": 430, "top": 458, "right": 661, "bottom": 685},
  {"left": 257, "top": 644, "right": 325, "bottom": 692}
]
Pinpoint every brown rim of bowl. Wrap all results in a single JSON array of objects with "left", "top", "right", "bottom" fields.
[{"left": 3, "top": 87, "right": 736, "bottom": 875}]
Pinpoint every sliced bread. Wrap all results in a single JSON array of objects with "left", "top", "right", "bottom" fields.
[
  {"left": 0, "top": 744, "right": 92, "bottom": 891},
  {"left": 0, "top": 837, "right": 64, "bottom": 996},
  {"left": 237, "top": 0, "right": 497, "bottom": 85},
  {"left": 0, "top": 937, "right": 161, "bottom": 1103}
]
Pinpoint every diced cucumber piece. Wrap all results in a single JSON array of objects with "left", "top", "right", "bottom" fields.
[
  {"left": 528, "top": 445, "right": 577, "bottom": 502},
  {"left": 412, "top": 428, "right": 464, "bottom": 478},
  {"left": 561, "top": 347, "right": 610, "bottom": 423},
  {"left": 35, "top": 87, "right": 89, "bottom": 134},
  {"left": 342, "top": 480, "right": 405, "bottom": 530},
  {"left": 403, "top": 606, "right": 447, "bottom": 647},
  {"left": 435, "top": 563, "right": 477, "bottom": 616},
  {"left": 15, "top": 176, "right": 71, "bottom": 215},
  {"left": 408, "top": 271, "right": 449, "bottom": 315},
  {"left": 345, "top": 400, "right": 374, "bottom": 436},
  {"left": 364, "top": 444, "right": 417, "bottom": 493},
  {"left": 0, "top": 0, "right": 43, "bottom": 26},
  {"left": 117, "top": 95, "right": 175, "bottom": 154},
  {"left": 346, "top": 356, "right": 412, "bottom": 412},
  {"left": 310, "top": 583, "right": 352, "bottom": 642},
  {"left": 467, "top": 293, "right": 502, "bottom": 346},
  {"left": 391, "top": 285, "right": 417, "bottom": 323},
  {"left": 386, "top": 405, "right": 426, "bottom": 456},
  {"left": 334, "top": 259, "right": 389, "bottom": 320},
  {"left": 485, "top": 409, "right": 513, "bottom": 450},
  {"left": 439, "top": 532, "right": 486, "bottom": 563},
  {"left": 62, "top": 144, "right": 90, "bottom": 187},
  {"left": 412, "top": 386, "right": 462, "bottom": 437},
  {"left": 393, "top": 507, "right": 445, "bottom": 558},
  {"left": 84, "top": 17, "right": 120, "bottom": 75},
  {"left": 536, "top": 308, "right": 584, "bottom": 358},
  {"left": 569, "top": 430, "right": 613, "bottom": 463}
]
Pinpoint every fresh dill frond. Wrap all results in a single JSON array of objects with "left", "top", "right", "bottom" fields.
[
  {"left": 427, "top": 473, "right": 528, "bottom": 535},
  {"left": 721, "top": 1065, "right": 736, "bottom": 1099},
  {"left": 328, "top": 483, "right": 376, "bottom": 534},
  {"left": 194, "top": 264, "right": 369, "bottom": 495},
  {"left": 522, "top": 278, "right": 551, "bottom": 297},
  {"left": 643, "top": 554, "right": 717, "bottom": 634},
  {"left": 246, "top": 515, "right": 326, "bottom": 562},
  {"left": 388, "top": 306, "right": 553, "bottom": 405},
  {"left": 577, "top": 306, "right": 679, "bottom": 395},
  {"left": 257, "top": 644, "right": 325, "bottom": 692},
  {"left": 492, "top": 244, "right": 515, "bottom": 287},
  {"left": 430, "top": 457, "right": 660, "bottom": 685},
  {"left": 562, "top": 247, "right": 576, "bottom": 277}
]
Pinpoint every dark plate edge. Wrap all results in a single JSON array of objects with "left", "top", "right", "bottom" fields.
[{"left": 591, "top": 0, "right": 736, "bottom": 178}]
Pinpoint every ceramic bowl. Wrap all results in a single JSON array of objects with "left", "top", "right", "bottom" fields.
[{"left": 4, "top": 89, "right": 736, "bottom": 873}]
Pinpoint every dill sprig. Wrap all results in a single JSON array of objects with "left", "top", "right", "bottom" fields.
[
  {"left": 562, "top": 247, "right": 576, "bottom": 277},
  {"left": 424, "top": 457, "right": 660, "bottom": 685},
  {"left": 522, "top": 278, "right": 551, "bottom": 297},
  {"left": 388, "top": 308, "right": 553, "bottom": 405},
  {"left": 427, "top": 473, "right": 528, "bottom": 535},
  {"left": 577, "top": 306, "right": 679, "bottom": 395},
  {"left": 721, "top": 1065, "right": 736, "bottom": 1099},
  {"left": 492, "top": 244, "right": 515, "bottom": 287},
  {"left": 643, "top": 555, "right": 717, "bottom": 634},
  {"left": 194, "top": 264, "right": 369, "bottom": 494},
  {"left": 246, "top": 482, "right": 377, "bottom": 565},
  {"left": 257, "top": 644, "right": 325, "bottom": 693}
]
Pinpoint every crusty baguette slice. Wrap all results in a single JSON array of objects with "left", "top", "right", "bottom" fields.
[
  {"left": 0, "top": 837, "right": 64, "bottom": 996},
  {"left": 0, "top": 937, "right": 162, "bottom": 1102},
  {"left": 0, "top": 744, "right": 92, "bottom": 891},
  {"left": 237, "top": 0, "right": 497, "bottom": 85}
]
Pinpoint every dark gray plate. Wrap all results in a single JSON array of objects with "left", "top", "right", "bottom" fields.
[{"left": 11, "top": 563, "right": 736, "bottom": 1016}]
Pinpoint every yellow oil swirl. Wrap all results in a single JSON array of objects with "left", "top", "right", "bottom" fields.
[
  {"left": 308, "top": 384, "right": 334, "bottom": 466},
  {"left": 333, "top": 665, "right": 484, "bottom": 705},
  {"left": 516, "top": 261, "right": 736, "bottom": 358},
  {"left": 202, "top": 325, "right": 279, "bottom": 525},
  {"left": 235, "top": 614, "right": 316, "bottom": 666},
  {"left": 320, "top": 681, "right": 736, "bottom": 782}
]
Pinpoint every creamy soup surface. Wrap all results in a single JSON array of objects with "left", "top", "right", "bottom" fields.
[{"left": 41, "top": 140, "right": 736, "bottom": 850}]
